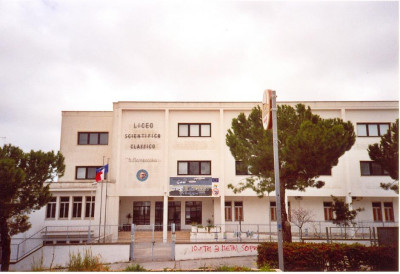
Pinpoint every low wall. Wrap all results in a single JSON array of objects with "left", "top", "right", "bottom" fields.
[
  {"left": 10, "top": 244, "right": 130, "bottom": 271},
  {"left": 175, "top": 242, "right": 259, "bottom": 260}
]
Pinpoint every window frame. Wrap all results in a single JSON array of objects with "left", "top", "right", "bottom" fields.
[
  {"left": 59, "top": 197, "right": 70, "bottom": 219},
  {"left": 384, "top": 202, "right": 394, "bottom": 222},
  {"left": 234, "top": 201, "right": 244, "bottom": 222},
  {"left": 270, "top": 202, "right": 277, "bottom": 221},
  {"left": 46, "top": 197, "right": 57, "bottom": 219},
  {"left": 178, "top": 123, "right": 211, "bottom": 137},
  {"left": 78, "top": 132, "right": 109, "bottom": 145},
  {"left": 372, "top": 202, "right": 383, "bottom": 222},
  {"left": 225, "top": 201, "right": 232, "bottom": 221},
  {"left": 185, "top": 201, "right": 202, "bottom": 225},
  {"left": 356, "top": 123, "right": 390, "bottom": 137},
  {"left": 360, "top": 161, "right": 389, "bottom": 176},
  {"left": 76, "top": 166, "right": 106, "bottom": 180},
  {"left": 72, "top": 196, "right": 83, "bottom": 219},
  {"left": 177, "top": 161, "right": 211, "bottom": 175},
  {"left": 323, "top": 202, "right": 333, "bottom": 221},
  {"left": 85, "top": 196, "right": 95, "bottom": 218}
]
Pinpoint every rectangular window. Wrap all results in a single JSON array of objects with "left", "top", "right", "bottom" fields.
[
  {"left": 384, "top": 202, "right": 394, "bottom": 222},
  {"left": 133, "top": 201, "right": 151, "bottom": 225},
  {"left": 46, "top": 197, "right": 57, "bottom": 219},
  {"left": 270, "top": 202, "right": 277, "bottom": 221},
  {"left": 78, "top": 132, "right": 108, "bottom": 145},
  {"left": 85, "top": 196, "right": 95, "bottom": 218},
  {"left": 372, "top": 202, "right": 382, "bottom": 222},
  {"left": 178, "top": 123, "right": 211, "bottom": 137},
  {"left": 360, "top": 161, "right": 389, "bottom": 176},
  {"left": 225, "top": 201, "right": 232, "bottom": 221},
  {"left": 185, "top": 201, "right": 202, "bottom": 225},
  {"left": 177, "top": 161, "right": 211, "bottom": 175},
  {"left": 59, "top": 197, "right": 70, "bottom": 219},
  {"left": 357, "top": 123, "right": 390, "bottom": 137},
  {"left": 234, "top": 201, "right": 244, "bottom": 221},
  {"left": 323, "top": 202, "right": 333, "bottom": 221},
  {"left": 72, "top": 197, "right": 82, "bottom": 218},
  {"left": 235, "top": 161, "right": 251, "bottom": 175},
  {"left": 76, "top": 166, "right": 105, "bottom": 180}
]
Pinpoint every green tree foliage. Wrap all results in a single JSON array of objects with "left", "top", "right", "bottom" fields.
[
  {"left": 331, "top": 196, "right": 362, "bottom": 227},
  {"left": 0, "top": 144, "right": 65, "bottom": 271},
  {"left": 368, "top": 119, "right": 399, "bottom": 193},
  {"left": 226, "top": 104, "right": 355, "bottom": 242}
]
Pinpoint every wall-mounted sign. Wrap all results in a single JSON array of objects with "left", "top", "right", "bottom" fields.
[
  {"left": 137, "top": 169, "right": 149, "bottom": 182},
  {"left": 169, "top": 177, "right": 212, "bottom": 196},
  {"left": 212, "top": 182, "right": 220, "bottom": 197}
]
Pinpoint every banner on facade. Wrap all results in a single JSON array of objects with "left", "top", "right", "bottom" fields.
[{"left": 169, "top": 177, "right": 213, "bottom": 196}]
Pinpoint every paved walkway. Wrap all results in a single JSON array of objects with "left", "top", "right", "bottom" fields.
[{"left": 108, "top": 256, "right": 259, "bottom": 271}]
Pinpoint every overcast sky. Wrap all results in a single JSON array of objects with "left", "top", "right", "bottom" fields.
[{"left": 0, "top": 0, "right": 398, "bottom": 152}]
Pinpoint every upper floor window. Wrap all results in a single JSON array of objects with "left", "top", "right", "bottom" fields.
[
  {"left": 76, "top": 166, "right": 106, "bottom": 180},
  {"left": 360, "top": 161, "right": 389, "bottom": 176},
  {"left": 78, "top": 132, "right": 109, "bottom": 145},
  {"left": 178, "top": 161, "right": 211, "bottom": 175},
  {"left": 234, "top": 201, "right": 244, "bottom": 221},
  {"left": 357, "top": 123, "right": 389, "bottom": 137},
  {"left": 225, "top": 201, "right": 232, "bottom": 221},
  {"left": 235, "top": 161, "right": 251, "bottom": 175},
  {"left": 372, "top": 202, "right": 382, "bottom": 221},
  {"left": 59, "top": 197, "right": 70, "bottom": 219},
  {"left": 46, "top": 197, "right": 57, "bottom": 219},
  {"left": 178, "top": 123, "right": 211, "bottom": 137},
  {"left": 323, "top": 202, "right": 333, "bottom": 221}
]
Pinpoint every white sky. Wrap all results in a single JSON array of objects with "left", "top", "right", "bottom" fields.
[{"left": 0, "top": 0, "right": 398, "bottom": 152}]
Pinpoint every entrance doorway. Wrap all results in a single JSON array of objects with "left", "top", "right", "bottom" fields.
[{"left": 155, "top": 201, "right": 181, "bottom": 231}]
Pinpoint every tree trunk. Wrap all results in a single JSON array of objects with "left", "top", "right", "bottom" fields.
[
  {"left": 280, "top": 183, "right": 292, "bottom": 242},
  {"left": 0, "top": 217, "right": 11, "bottom": 271}
]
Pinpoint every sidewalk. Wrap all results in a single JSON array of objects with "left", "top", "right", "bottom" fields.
[{"left": 108, "top": 256, "right": 259, "bottom": 271}]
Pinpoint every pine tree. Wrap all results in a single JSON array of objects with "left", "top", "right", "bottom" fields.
[
  {"left": 368, "top": 119, "right": 399, "bottom": 193},
  {"left": 0, "top": 145, "right": 65, "bottom": 271},
  {"left": 226, "top": 104, "right": 355, "bottom": 242}
]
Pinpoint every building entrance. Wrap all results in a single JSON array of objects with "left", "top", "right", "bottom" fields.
[{"left": 155, "top": 201, "right": 181, "bottom": 231}]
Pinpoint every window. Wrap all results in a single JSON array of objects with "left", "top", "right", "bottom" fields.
[
  {"left": 360, "top": 161, "right": 389, "bottom": 176},
  {"left": 270, "top": 202, "right": 277, "bottom": 221},
  {"left": 46, "top": 197, "right": 57, "bottom": 219},
  {"left": 178, "top": 161, "right": 211, "bottom": 175},
  {"left": 72, "top": 197, "right": 83, "bottom": 218},
  {"left": 59, "top": 197, "right": 70, "bottom": 219},
  {"left": 225, "top": 202, "right": 232, "bottom": 221},
  {"left": 178, "top": 123, "right": 211, "bottom": 137},
  {"left": 323, "top": 202, "right": 333, "bottom": 221},
  {"left": 235, "top": 161, "right": 251, "bottom": 175},
  {"left": 372, "top": 202, "right": 382, "bottom": 222},
  {"left": 133, "top": 201, "right": 150, "bottom": 225},
  {"left": 357, "top": 123, "right": 390, "bottom": 137},
  {"left": 78, "top": 132, "right": 108, "bottom": 145},
  {"left": 234, "top": 201, "right": 244, "bottom": 221},
  {"left": 76, "top": 166, "right": 106, "bottom": 180},
  {"left": 185, "top": 201, "right": 202, "bottom": 225},
  {"left": 85, "top": 196, "right": 95, "bottom": 218},
  {"left": 384, "top": 202, "right": 394, "bottom": 222}
]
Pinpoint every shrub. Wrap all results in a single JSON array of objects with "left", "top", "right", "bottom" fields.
[
  {"left": 67, "top": 249, "right": 109, "bottom": 271},
  {"left": 124, "top": 263, "right": 147, "bottom": 272},
  {"left": 257, "top": 242, "right": 398, "bottom": 271},
  {"left": 214, "top": 265, "right": 253, "bottom": 272}
]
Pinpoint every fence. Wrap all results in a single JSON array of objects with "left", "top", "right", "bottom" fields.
[{"left": 9, "top": 221, "right": 398, "bottom": 262}]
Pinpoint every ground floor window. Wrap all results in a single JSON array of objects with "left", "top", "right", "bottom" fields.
[
  {"left": 270, "top": 202, "right": 276, "bottom": 221},
  {"left": 85, "top": 196, "right": 95, "bottom": 218},
  {"left": 225, "top": 201, "right": 232, "bottom": 221},
  {"left": 234, "top": 201, "right": 244, "bottom": 221},
  {"left": 384, "top": 202, "right": 394, "bottom": 222},
  {"left": 323, "top": 202, "right": 333, "bottom": 221},
  {"left": 46, "top": 197, "right": 57, "bottom": 219},
  {"left": 372, "top": 202, "right": 382, "bottom": 221},
  {"left": 59, "top": 197, "right": 70, "bottom": 219},
  {"left": 72, "top": 197, "right": 83, "bottom": 218},
  {"left": 133, "top": 201, "right": 151, "bottom": 225},
  {"left": 185, "top": 201, "right": 202, "bottom": 225}
]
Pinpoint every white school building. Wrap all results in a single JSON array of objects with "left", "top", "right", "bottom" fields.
[{"left": 19, "top": 100, "right": 398, "bottom": 245}]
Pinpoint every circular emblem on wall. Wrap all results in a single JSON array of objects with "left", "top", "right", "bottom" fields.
[{"left": 136, "top": 169, "right": 149, "bottom": 182}]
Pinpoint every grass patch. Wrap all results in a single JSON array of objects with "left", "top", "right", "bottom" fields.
[
  {"left": 67, "top": 249, "right": 109, "bottom": 271},
  {"left": 123, "top": 263, "right": 147, "bottom": 272}
]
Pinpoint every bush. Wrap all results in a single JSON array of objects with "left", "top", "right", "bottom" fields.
[
  {"left": 257, "top": 242, "right": 398, "bottom": 271},
  {"left": 124, "top": 263, "right": 147, "bottom": 272},
  {"left": 67, "top": 249, "right": 109, "bottom": 271},
  {"left": 214, "top": 265, "right": 253, "bottom": 272}
]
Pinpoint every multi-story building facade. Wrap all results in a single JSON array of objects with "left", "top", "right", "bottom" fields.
[{"left": 23, "top": 100, "right": 398, "bottom": 243}]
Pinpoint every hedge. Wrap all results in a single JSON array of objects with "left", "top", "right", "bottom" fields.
[{"left": 257, "top": 242, "right": 398, "bottom": 271}]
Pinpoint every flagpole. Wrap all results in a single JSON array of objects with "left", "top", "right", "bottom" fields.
[
  {"left": 98, "top": 156, "right": 105, "bottom": 242},
  {"left": 103, "top": 158, "right": 109, "bottom": 243}
]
